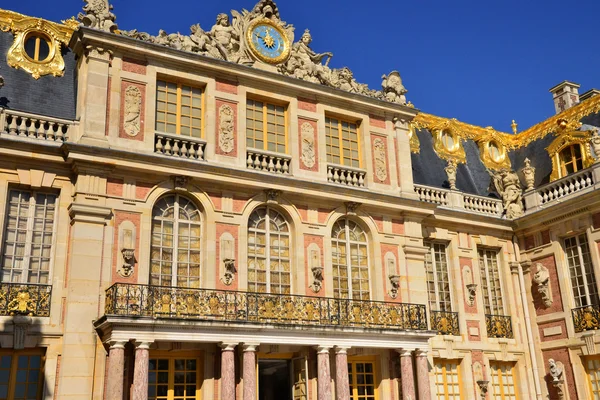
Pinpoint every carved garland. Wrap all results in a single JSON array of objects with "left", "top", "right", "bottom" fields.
[
  {"left": 300, "top": 122, "right": 316, "bottom": 168},
  {"left": 218, "top": 104, "right": 235, "bottom": 153},
  {"left": 372, "top": 138, "right": 388, "bottom": 182},
  {"left": 123, "top": 86, "right": 142, "bottom": 136}
]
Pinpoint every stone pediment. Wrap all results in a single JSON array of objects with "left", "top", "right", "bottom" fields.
[{"left": 78, "top": 0, "right": 410, "bottom": 105}]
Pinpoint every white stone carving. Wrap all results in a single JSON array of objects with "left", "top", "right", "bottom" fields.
[
  {"left": 12, "top": 316, "right": 31, "bottom": 350},
  {"left": 78, "top": 0, "right": 118, "bottom": 33},
  {"left": 373, "top": 138, "right": 388, "bottom": 182},
  {"left": 490, "top": 169, "right": 524, "bottom": 219},
  {"left": 218, "top": 104, "right": 235, "bottom": 153},
  {"left": 220, "top": 234, "right": 236, "bottom": 286},
  {"left": 521, "top": 157, "right": 535, "bottom": 191},
  {"left": 300, "top": 122, "right": 316, "bottom": 168},
  {"left": 124, "top": 86, "right": 142, "bottom": 137},
  {"left": 388, "top": 275, "right": 400, "bottom": 299},
  {"left": 591, "top": 128, "right": 600, "bottom": 163},
  {"left": 381, "top": 71, "right": 407, "bottom": 104},
  {"left": 118, "top": 222, "right": 136, "bottom": 278},
  {"left": 445, "top": 160, "right": 457, "bottom": 190},
  {"left": 466, "top": 283, "right": 477, "bottom": 306},
  {"left": 533, "top": 263, "right": 552, "bottom": 307},
  {"left": 548, "top": 359, "right": 565, "bottom": 400}
]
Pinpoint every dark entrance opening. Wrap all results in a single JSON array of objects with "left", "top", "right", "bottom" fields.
[{"left": 258, "top": 358, "right": 291, "bottom": 400}]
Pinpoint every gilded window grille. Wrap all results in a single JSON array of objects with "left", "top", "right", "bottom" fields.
[
  {"left": 0, "top": 283, "right": 52, "bottom": 317},
  {"left": 430, "top": 310, "right": 460, "bottom": 336},
  {"left": 485, "top": 314, "right": 513, "bottom": 339}
]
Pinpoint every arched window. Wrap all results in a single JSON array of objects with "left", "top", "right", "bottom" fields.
[
  {"left": 247, "top": 207, "right": 290, "bottom": 294},
  {"left": 151, "top": 194, "right": 202, "bottom": 288},
  {"left": 559, "top": 144, "right": 584, "bottom": 177},
  {"left": 331, "top": 219, "right": 369, "bottom": 300}
]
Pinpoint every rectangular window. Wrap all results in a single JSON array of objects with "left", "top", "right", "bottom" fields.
[
  {"left": 479, "top": 248, "right": 503, "bottom": 315},
  {"left": 425, "top": 241, "right": 452, "bottom": 312},
  {"left": 490, "top": 362, "right": 518, "bottom": 400},
  {"left": 565, "top": 233, "right": 598, "bottom": 308},
  {"left": 433, "top": 359, "right": 461, "bottom": 400},
  {"left": 1, "top": 190, "right": 56, "bottom": 284},
  {"left": 347, "top": 358, "right": 376, "bottom": 400},
  {"left": 585, "top": 356, "right": 600, "bottom": 399},
  {"left": 246, "top": 99, "right": 286, "bottom": 153},
  {"left": 325, "top": 116, "right": 360, "bottom": 168},
  {"left": 148, "top": 354, "right": 202, "bottom": 400},
  {"left": 0, "top": 350, "right": 44, "bottom": 400},
  {"left": 156, "top": 80, "right": 203, "bottom": 137}
]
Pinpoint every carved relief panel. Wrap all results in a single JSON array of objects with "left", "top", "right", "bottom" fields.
[
  {"left": 371, "top": 134, "right": 390, "bottom": 184},
  {"left": 298, "top": 118, "right": 318, "bottom": 171},
  {"left": 215, "top": 100, "right": 238, "bottom": 157},
  {"left": 120, "top": 80, "right": 146, "bottom": 141}
]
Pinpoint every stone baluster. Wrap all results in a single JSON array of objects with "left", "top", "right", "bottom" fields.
[
  {"left": 220, "top": 343, "right": 237, "bottom": 400},
  {"left": 242, "top": 344, "right": 259, "bottom": 400},
  {"left": 335, "top": 347, "right": 350, "bottom": 400},
  {"left": 316, "top": 346, "right": 332, "bottom": 400},
  {"left": 106, "top": 341, "right": 127, "bottom": 400},
  {"left": 132, "top": 342, "right": 151, "bottom": 400},
  {"left": 398, "top": 349, "right": 416, "bottom": 400},
  {"left": 415, "top": 350, "right": 431, "bottom": 400}
]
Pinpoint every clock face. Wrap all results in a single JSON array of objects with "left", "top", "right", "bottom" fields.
[{"left": 247, "top": 21, "right": 290, "bottom": 64}]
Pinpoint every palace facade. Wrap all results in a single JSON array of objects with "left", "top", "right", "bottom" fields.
[{"left": 0, "top": 1, "right": 599, "bottom": 399}]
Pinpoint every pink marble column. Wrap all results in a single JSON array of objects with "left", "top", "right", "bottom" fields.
[
  {"left": 242, "top": 344, "right": 259, "bottom": 400},
  {"left": 220, "top": 343, "right": 237, "bottom": 400},
  {"left": 415, "top": 350, "right": 431, "bottom": 400},
  {"left": 398, "top": 349, "right": 416, "bottom": 400},
  {"left": 132, "top": 342, "right": 151, "bottom": 400},
  {"left": 335, "top": 347, "right": 350, "bottom": 400},
  {"left": 317, "top": 346, "right": 332, "bottom": 400},
  {"left": 106, "top": 341, "right": 126, "bottom": 400}
]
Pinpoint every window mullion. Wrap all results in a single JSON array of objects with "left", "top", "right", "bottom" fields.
[
  {"left": 22, "top": 193, "right": 37, "bottom": 284},
  {"left": 265, "top": 210, "right": 271, "bottom": 292},
  {"left": 431, "top": 247, "right": 440, "bottom": 310},
  {"left": 338, "top": 121, "right": 343, "bottom": 166},
  {"left": 345, "top": 221, "right": 352, "bottom": 299},
  {"left": 176, "top": 85, "right": 182, "bottom": 135},
  {"left": 263, "top": 103, "right": 268, "bottom": 151},
  {"left": 483, "top": 253, "right": 493, "bottom": 314},
  {"left": 576, "top": 235, "right": 592, "bottom": 306},
  {"left": 172, "top": 197, "right": 179, "bottom": 287}
]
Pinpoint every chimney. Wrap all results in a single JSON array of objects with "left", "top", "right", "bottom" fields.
[
  {"left": 580, "top": 89, "right": 600, "bottom": 103},
  {"left": 549, "top": 81, "right": 580, "bottom": 114}
]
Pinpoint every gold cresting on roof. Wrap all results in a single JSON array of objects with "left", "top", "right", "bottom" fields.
[{"left": 412, "top": 93, "right": 600, "bottom": 150}]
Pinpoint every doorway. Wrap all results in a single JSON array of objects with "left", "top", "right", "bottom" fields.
[{"left": 258, "top": 359, "right": 291, "bottom": 400}]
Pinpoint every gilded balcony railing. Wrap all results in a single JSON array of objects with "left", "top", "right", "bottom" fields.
[
  {"left": 0, "top": 283, "right": 52, "bottom": 317},
  {"left": 572, "top": 305, "right": 600, "bottom": 333},
  {"left": 105, "top": 283, "right": 428, "bottom": 331},
  {"left": 485, "top": 314, "right": 513, "bottom": 338},
  {"left": 430, "top": 310, "right": 460, "bottom": 336}
]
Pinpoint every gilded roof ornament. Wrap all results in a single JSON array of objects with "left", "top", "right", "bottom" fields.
[{"left": 78, "top": 0, "right": 118, "bottom": 33}]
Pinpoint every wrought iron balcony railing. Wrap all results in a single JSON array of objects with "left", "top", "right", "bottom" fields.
[
  {"left": 430, "top": 310, "right": 460, "bottom": 336},
  {"left": 105, "top": 283, "right": 428, "bottom": 331},
  {"left": 572, "top": 304, "right": 600, "bottom": 333},
  {"left": 485, "top": 314, "right": 513, "bottom": 338},
  {"left": 0, "top": 283, "right": 52, "bottom": 317}
]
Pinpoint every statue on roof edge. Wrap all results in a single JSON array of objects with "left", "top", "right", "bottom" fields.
[{"left": 78, "top": 0, "right": 118, "bottom": 33}]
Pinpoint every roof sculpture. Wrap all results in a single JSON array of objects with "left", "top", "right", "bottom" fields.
[{"left": 78, "top": 0, "right": 410, "bottom": 105}]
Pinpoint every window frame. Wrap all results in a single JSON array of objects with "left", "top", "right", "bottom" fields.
[
  {"left": 245, "top": 97, "right": 288, "bottom": 154},
  {"left": 23, "top": 31, "right": 52, "bottom": 63},
  {"left": 564, "top": 231, "right": 598, "bottom": 308},
  {"left": 324, "top": 115, "right": 362, "bottom": 168},
  {"left": 147, "top": 350, "right": 203, "bottom": 400},
  {"left": 347, "top": 356, "right": 379, "bottom": 400},
  {"left": 478, "top": 247, "right": 505, "bottom": 316},
  {"left": 489, "top": 361, "right": 519, "bottom": 400},
  {"left": 155, "top": 78, "right": 205, "bottom": 138},
  {"left": 0, "top": 188, "right": 58, "bottom": 285},
  {"left": 433, "top": 358, "right": 462, "bottom": 400},
  {"left": 585, "top": 355, "right": 600, "bottom": 399},
  {"left": 425, "top": 240, "right": 454, "bottom": 312},
  {"left": 0, "top": 348, "right": 45, "bottom": 400},
  {"left": 558, "top": 143, "right": 584, "bottom": 178}
]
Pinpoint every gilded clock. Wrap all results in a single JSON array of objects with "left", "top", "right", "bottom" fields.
[{"left": 246, "top": 19, "right": 290, "bottom": 64}]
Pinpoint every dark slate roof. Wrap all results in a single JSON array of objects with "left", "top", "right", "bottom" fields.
[
  {"left": 508, "top": 134, "right": 555, "bottom": 186},
  {"left": 411, "top": 128, "right": 498, "bottom": 198},
  {"left": 0, "top": 31, "right": 77, "bottom": 120},
  {"left": 581, "top": 110, "right": 600, "bottom": 128}
]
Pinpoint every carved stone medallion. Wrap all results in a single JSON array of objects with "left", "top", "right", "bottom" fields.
[
  {"left": 300, "top": 122, "right": 316, "bottom": 168},
  {"left": 373, "top": 138, "right": 387, "bottom": 182},
  {"left": 123, "top": 86, "right": 142, "bottom": 136},
  {"left": 218, "top": 104, "right": 235, "bottom": 153}
]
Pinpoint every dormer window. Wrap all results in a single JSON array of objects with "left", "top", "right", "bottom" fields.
[
  {"left": 559, "top": 144, "right": 584, "bottom": 177},
  {"left": 23, "top": 32, "right": 52, "bottom": 63}
]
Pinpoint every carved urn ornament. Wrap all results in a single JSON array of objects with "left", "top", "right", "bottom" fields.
[
  {"left": 591, "top": 128, "right": 600, "bottom": 163},
  {"left": 532, "top": 263, "right": 552, "bottom": 307},
  {"left": 466, "top": 283, "right": 477, "bottom": 306},
  {"left": 445, "top": 160, "right": 457, "bottom": 190},
  {"left": 388, "top": 275, "right": 400, "bottom": 299},
  {"left": 521, "top": 158, "right": 536, "bottom": 191},
  {"left": 309, "top": 266, "right": 324, "bottom": 293}
]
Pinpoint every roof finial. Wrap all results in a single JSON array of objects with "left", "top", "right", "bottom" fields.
[{"left": 511, "top": 120, "right": 518, "bottom": 134}]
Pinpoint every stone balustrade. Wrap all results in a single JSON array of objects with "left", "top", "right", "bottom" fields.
[
  {"left": 155, "top": 132, "right": 206, "bottom": 161},
  {"left": 414, "top": 184, "right": 449, "bottom": 205},
  {"left": 1, "top": 109, "right": 72, "bottom": 142},
  {"left": 327, "top": 164, "right": 366, "bottom": 187},
  {"left": 246, "top": 148, "right": 291, "bottom": 175},
  {"left": 463, "top": 194, "right": 503, "bottom": 216}
]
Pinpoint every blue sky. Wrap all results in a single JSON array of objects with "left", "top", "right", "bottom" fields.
[{"left": 9, "top": 0, "right": 600, "bottom": 132}]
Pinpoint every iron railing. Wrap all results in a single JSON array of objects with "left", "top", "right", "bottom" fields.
[
  {"left": 0, "top": 283, "right": 52, "bottom": 317},
  {"left": 105, "top": 283, "right": 428, "bottom": 331},
  {"left": 485, "top": 314, "right": 513, "bottom": 338},
  {"left": 572, "top": 305, "right": 600, "bottom": 333},
  {"left": 430, "top": 310, "right": 460, "bottom": 336}
]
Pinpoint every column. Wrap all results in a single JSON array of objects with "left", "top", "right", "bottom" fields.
[
  {"left": 398, "top": 349, "right": 416, "bottom": 400},
  {"left": 317, "top": 346, "right": 332, "bottom": 400},
  {"left": 335, "top": 347, "right": 350, "bottom": 400},
  {"left": 106, "top": 341, "right": 126, "bottom": 400},
  {"left": 220, "top": 343, "right": 237, "bottom": 400},
  {"left": 415, "top": 350, "right": 431, "bottom": 400},
  {"left": 242, "top": 344, "right": 259, "bottom": 400},
  {"left": 132, "top": 342, "right": 151, "bottom": 400}
]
